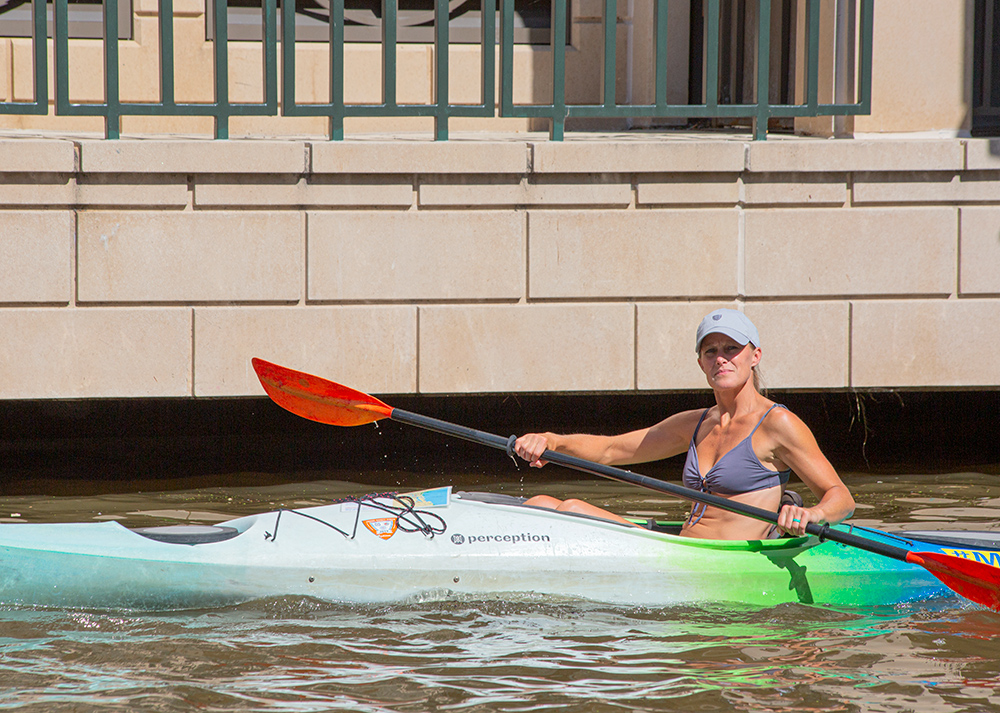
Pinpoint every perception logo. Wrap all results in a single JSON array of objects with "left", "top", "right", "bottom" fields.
[{"left": 451, "top": 533, "right": 551, "bottom": 545}]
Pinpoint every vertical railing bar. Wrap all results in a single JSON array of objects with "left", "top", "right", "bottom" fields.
[
  {"left": 602, "top": 0, "right": 616, "bottom": 107},
  {"left": 331, "top": 0, "right": 345, "bottom": 138},
  {"left": 806, "top": 0, "right": 819, "bottom": 109},
  {"left": 214, "top": 0, "right": 230, "bottom": 138},
  {"left": 383, "top": 0, "right": 397, "bottom": 107},
  {"left": 53, "top": 0, "right": 69, "bottom": 114},
  {"left": 434, "top": 0, "right": 449, "bottom": 139},
  {"left": 654, "top": 0, "right": 668, "bottom": 109},
  {"left": 856, "top": 0, "right": 872, "bottom": 112},
  {"left": 753, "top": 0, "right": 770, "bottom": 139},
  {"left": 262, "top": 0, "right": 277, "bottom": 111},
  {"left": 704, "top": 0, "right": 719, "bottom": 109},
  {"left": 29, "top": 0, "right": 48, "bottom": 110},
  {"left": 481, "top": 0, "right": 496, "bottom": 114},
  {"left": 104, "top": 0, "right": 121, "bottom": 138},
  {"left": 282, "top": 0, "right": 297, "bottom": 115},
  {"left": 550, "top": 0, "right": 567, "bottom": 139},
  {"left": 499, "top": 0, "right": 515, "bottom": 117},
  {"left": 159, "top": 0, "right": 176, "bottom": 107}
]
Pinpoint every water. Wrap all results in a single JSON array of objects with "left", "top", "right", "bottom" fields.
[{"left": 2, "top": 472, "right": 1000, "bottom": 712}]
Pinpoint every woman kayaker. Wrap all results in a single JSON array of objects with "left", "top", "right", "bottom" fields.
[{"left": 513, "top": 308, "right": 855, "bottom": 540}]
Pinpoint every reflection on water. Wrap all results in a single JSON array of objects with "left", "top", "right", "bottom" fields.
[{"left": 2, "top": 472, "right": 1000, "bottom": 712}]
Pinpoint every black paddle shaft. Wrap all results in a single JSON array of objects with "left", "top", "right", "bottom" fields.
[{"left": 389, "top": 408, "right": 914, "bottom": 564}]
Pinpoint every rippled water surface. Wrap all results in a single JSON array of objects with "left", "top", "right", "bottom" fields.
[{"left": 2, "top": 472, "right": 1000, "bottom": 712}]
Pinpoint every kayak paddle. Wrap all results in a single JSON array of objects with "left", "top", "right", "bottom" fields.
[{"left": 251, "top": 357, "right": 1000, "bottom": 612}]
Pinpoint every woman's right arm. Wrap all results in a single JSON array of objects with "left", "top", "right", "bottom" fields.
[{"left": 513, "top": 410, "right": 701, "bottom": 468}]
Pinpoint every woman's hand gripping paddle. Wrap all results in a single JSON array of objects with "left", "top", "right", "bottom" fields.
[{"left": 251, "top": 358, "right": 1000, "bottom": 612}]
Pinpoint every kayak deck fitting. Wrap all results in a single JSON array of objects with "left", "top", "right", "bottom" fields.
[{"left": 1, "top": 486, "right": 997, "bottom": 611}]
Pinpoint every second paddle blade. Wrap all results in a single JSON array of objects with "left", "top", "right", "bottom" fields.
[
  {"left": 252, "top": 358, "right": 393, "bottom": 427},
  {"left": 907, "top": 550, "right": 1000, "bottom": 612}
]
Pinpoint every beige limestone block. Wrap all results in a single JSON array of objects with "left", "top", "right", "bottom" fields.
[
  {"left": 76, "top": 175, "right": 189, "bottom": 207},
  {"left": 311, "top": 141, "right": 528, "bottom": 174},
  {"left": 532, "top": 141, "right": 746, "bottom": 174},
  {"left": 746, "top": 140, "right": 963, "bottom": 173},
  {"left": 743, "top": 173, "right": 848, "bottom": 205},
  {"left": 529, "top": 209, "right": 738, "bottom": 298},
  {"left": 966, "top": 139, "right": 1000, "bottom": 170},
  {"left": 418, "top": 304, "right": 634, "bottom": 392},
  {"left": 307, "top": 211, "right": 523, "bottom": 301},
  {"left": 0, "top": 175, "right": 75, "bottom": 205},
  {"left": 0, "top": 140, "right": 76, "bottom": 173},
  {"left": 418, "top": 175, "right": 631, "bottom": 207},
  {"left": 77, "top": 212, "right": 302, "bottom": 302},
  {"left": 0, "top": 212, "right": 73, "bottom": 303},
  {"left": 636, "top": 302, "right": 737, "bottom": 391},
  {"left": 851, "top": 300, "right": 1000, "bottom": 388},
  {"left": 196, "top": 176, "right": 414, "bottom": 207},
  {"left": 743, "top": 303, "right": 850, "bottom": 389},
  {"left": 959, "top": 207, "right": 1000, "bottom": 295},
  {"left": 744, "top": 208, "right": 957, "bottom": 297},
  {"left": 80, "top": 140, "right": 308, "bottom": 174},
  {"left": 0, "top": 308, "right": 191, "bottom": 398},
  {"left": 853, "top": 172, "right": 1000, "bottom": 204},
  {"left": 193, "top": 306, "right": 416, "bottom": 396},
  {"left": 636, "top": 175, "right": 739, "bottom": 206}
]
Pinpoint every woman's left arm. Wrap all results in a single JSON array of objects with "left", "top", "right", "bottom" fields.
[{"left": 768, "top": 409, "right": 856, "bottom": 537}]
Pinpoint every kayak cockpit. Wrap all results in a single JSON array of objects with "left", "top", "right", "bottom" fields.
[{"left": 131, "top": 525, "right": 241, "bottom": 545}]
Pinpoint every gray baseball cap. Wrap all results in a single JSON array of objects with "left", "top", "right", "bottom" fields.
[{"left": 695, "top": 309, "right": 761, "bottom": 353}]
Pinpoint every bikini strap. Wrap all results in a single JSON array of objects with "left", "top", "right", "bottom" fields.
[
  {"left": 690, "top": 408, "right": 711, "bottom": 446},
  {"left": 748, "top": 403, "right": 785, "bottom": 438}
]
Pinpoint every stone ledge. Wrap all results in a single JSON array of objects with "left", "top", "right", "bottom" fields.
[
  {"left": 965, "top": 139, "right": 1000, "bottom": 170},
  {"left": 79, "top": 140, "right": 309, "bottom": 174},
  {"left": 747, "top": 139, "right": 964, "bottom": 173},
  {"left": 0, "top": 139, "right": 76, "bottom": 173},
  {"left": 532, "top": 141, "right": 746, "bottom": 174},
  {"left": 195, "top": 176, "right": 414, "bottom": 207},
  {"left": 418, "top": 176, "right": 632, "bottom": 207},
  {"left": 311, "top": 141, "right": 529, "bottom": 174},
  {"left": 853, "top": 172, "right": 1000, "bottom": 204}
]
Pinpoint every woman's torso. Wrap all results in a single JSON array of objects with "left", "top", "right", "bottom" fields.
[{"left": 679, "top": 403, "right": 791, "bottom": 540}]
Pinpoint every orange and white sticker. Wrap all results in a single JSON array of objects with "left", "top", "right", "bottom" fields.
[{"left": 363, "top": 518, "right": 398, "bottom": 540}]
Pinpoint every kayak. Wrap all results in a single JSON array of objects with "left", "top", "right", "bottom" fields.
[{"left": 2, "top": 486, "right": 998, "bottom": 611}]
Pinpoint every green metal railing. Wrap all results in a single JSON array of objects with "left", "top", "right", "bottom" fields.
[{"left": 0, "top": 0, "right": 873, "bottom": 140}]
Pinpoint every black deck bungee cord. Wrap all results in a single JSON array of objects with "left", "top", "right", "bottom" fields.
[{"left": 264, "top": 492, "right": 446, "bottom": 542}]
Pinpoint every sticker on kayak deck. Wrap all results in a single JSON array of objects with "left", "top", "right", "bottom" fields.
[
  {"left": 400, "top": 486, "right": 451, "bottom": 508},
  {"left": 943, "top": 548, "right": 1000, "bottom": 568},
  {"left": 364, "top": 518, "right": 398, "bottom": 540}
]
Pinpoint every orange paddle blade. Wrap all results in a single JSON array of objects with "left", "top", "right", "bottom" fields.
[
  {"left": 906, "top": 551, "right": 1000, "bottom": 612},
  {"left": 251, "top": 358, "right": 393, "bottom": 427}
]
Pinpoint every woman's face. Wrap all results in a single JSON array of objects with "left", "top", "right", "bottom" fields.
[{"left": 696, "top": 333, "right": 760, "bottom": 390}]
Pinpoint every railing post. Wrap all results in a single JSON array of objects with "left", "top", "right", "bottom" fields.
[
  {"left": 550, "top": 0, "right": 567, "bottom": 140},
  {"left": 434, "top": 0, "right": 450, "bottom": 140},
  {"left": 213, "top": 0, "right": 230, "bottom": 139},
  {"left": 753, "top": 0, "right": 771, "bottom": 140}
]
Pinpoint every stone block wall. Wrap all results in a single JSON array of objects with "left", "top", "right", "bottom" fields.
[{"left": 1, "top": 136, "right": 998, "bottom": 400}]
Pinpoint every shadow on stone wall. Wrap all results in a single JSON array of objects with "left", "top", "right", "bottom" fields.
[{"left": 1, "top": 390, "right": 998, "bottom": 495}]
